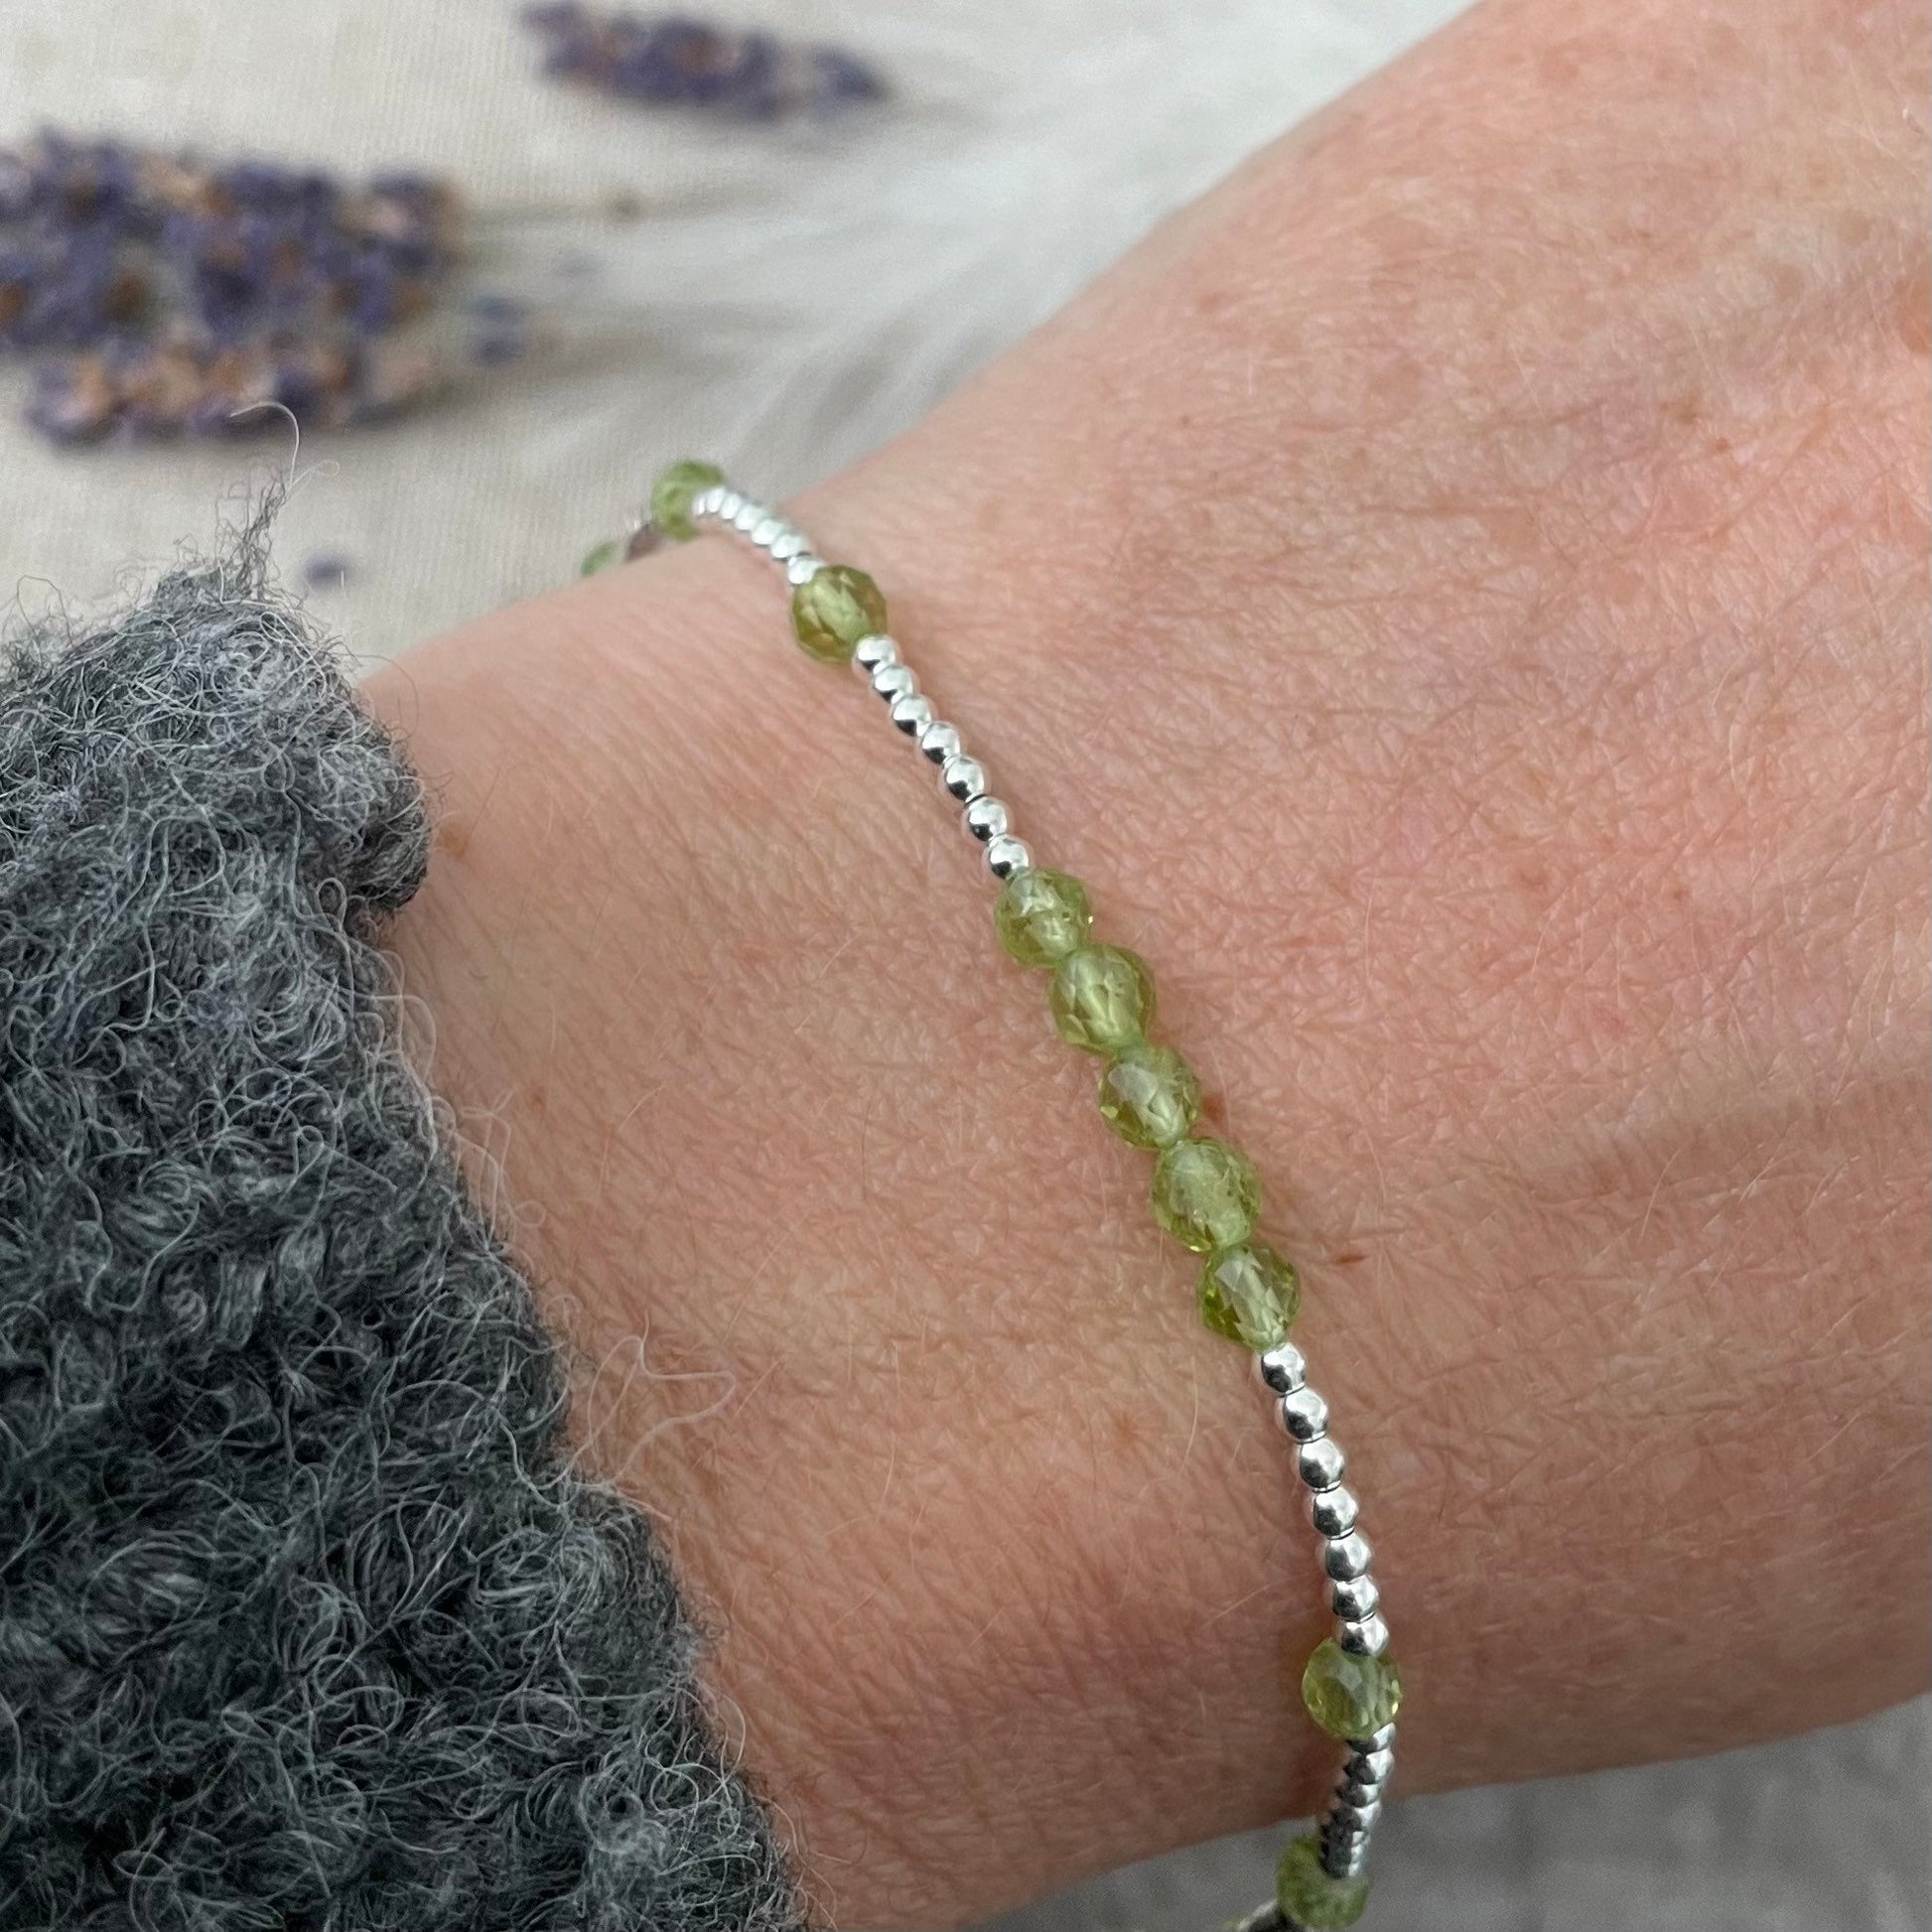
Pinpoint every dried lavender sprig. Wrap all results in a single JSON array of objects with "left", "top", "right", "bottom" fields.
[
  {"left": 0, "top": 134, "right": 461, "bottom": 355},
  {"left": 524, "top": 5, "right": 885, "bottom": 120},
  {"left": 0, "top": 132, "right": 537, "bottom": 443},
  {"left": 25, "top": 335, "right": 454, "bottom": 446}
]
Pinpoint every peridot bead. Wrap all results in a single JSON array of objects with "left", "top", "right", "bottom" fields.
[
  {"left": 1049, "top": 944, "right": 1154, "bottom": 1054},
  {"left": 1301, "top": 1638, "right": 1403, "bottom": 1741},
  {"left": 790, "top": 564, "right": 888, "bottom": 664},
  {"left": 1098, "top": 1042, "right": 1199, "bottom": 1150},
  {"left": 649, "top": 459, "right": 725, "bottom": 541},
  {"left": 579, "top": 538, "right": 621, "bottom": 577},
  {"left": 1150, "top": 1136, "right": 1259, "bottom": 1253},
  {"left": 995, "top": 867, "right": 1093, "bottom": 968},
  {"left": 1198, "top": 1242, "right": 1300, "bottom": 1349},
  {"left": 1275, "top": 1834, "right": 1371, "bottom": 1929}
]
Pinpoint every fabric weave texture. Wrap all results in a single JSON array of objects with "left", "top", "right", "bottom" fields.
[{"left": 0, "top": 526, "right": 799, "bottom": 1932}]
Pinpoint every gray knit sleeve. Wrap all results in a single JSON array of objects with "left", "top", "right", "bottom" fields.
[{"left": 0, "top": 531, "right": 803, "bottom": 1931}]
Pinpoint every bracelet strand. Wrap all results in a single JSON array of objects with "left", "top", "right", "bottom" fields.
[{"left": 611, "top": 461, "right": 1404, "bottom": 1932}]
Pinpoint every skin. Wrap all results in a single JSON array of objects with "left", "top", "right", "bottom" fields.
[{"left": 367, "top": 0, "right": 1930, "bottom": 1922}]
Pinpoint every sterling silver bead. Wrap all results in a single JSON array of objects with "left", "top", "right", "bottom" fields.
[
  {"left": 1345, "top": 1746, "right": 1395, "bottom": 1786},
  {"left": 872, "top": 662, "right": 918, "bottom": 703},
  {"left": 986, "top": 835, "right": 1033, "bottom": 879},
  {"left": 1329, "top": 1573, "right": 1380, "bottom": 1621},
  {"left": 917, "top": 719, "right": 962, "bottom": 764},
  {"left": 1353, "top": 1724, "right": 1398, "bottom": 1753},
  {"left": 1298, "top": 1437, "right": 1346, "bottom": 1490},
  {"left": 785, "top": 554, "right": 823, "bottom": 586},
  {"left": 963, "top": 796, "right": 1010, "bottom": 843},
  {"left": 1278, "top": 1386, "right": 1329, "bottom": 1442},
  {"left": 714, "top": 488, "right": 746, "bottom": 523},
  {"left": 732, "top": 498, "right": 766, "bottom": 534},
  {"left": 891, "top": 694, "right": 936, "bottom": 736},
  {"left": 854, "top": 633, "right": 898, "bottom": 673},
  {"left": 942, "top": 755, "right": 988, "bottom": 803},
  {"left": 768, "top": 527, "right": 807, "bottom": 561},
  {"left": 1309, "top": 1484, "right": 1359, "bottom": 1539},
  {"left": 1323, "top": 1530, "right": 1373, "bottom": 1581},
  {"left": 1330, "top": 1797, "right": 1382, "bottom": 1834},
  {"left": 1229, "top": 1908, "right": 1286, "bottom": 1932},
  {"left": 1339, "top": 1613, "right": 1390, "bottom": 1658},
  {"left": 1255, "top": 1342, "right": 1307, "bottom": 1395},
  {"left": 1321, "top": 1842, "right": 1370, "bottom": 1881},
  {"left": 751, "top": 515, "right": 784, "bottom": 548}
]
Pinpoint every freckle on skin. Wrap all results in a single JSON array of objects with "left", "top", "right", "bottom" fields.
[
  {"left": 1479, "top": 504, "right": 1541, "bottom": 564},
  {"left": 1893, "top": 263, "right": 1930, "bottom": 356},
  {"left": 1598, "top": 561, "right": 1645, "bottom": 609},
  {"left": 1537, "top": 43, "right": 1581, "bottom": 89},
  {"left": 1375, "top": 356, "right": 1424, "bottom": 414},
  {"left": 1836, "top": 208, "right": 1874, "bottom": 249}
]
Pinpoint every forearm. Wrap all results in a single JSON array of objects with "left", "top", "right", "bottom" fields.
[{"left": 369, "top": 0, "right": 1930, "bottom": 1921}]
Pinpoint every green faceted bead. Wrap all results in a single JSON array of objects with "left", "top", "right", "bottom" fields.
[
  {"left": 1198, "top": 1242, "right": 1300, "bottom": 1349},
  {"left": 1150, "top": 1136, "right": 1259, "bottom": 1253},
  {"left": 650, "top": 459, "right": 725, "bottom": 541},
  {"left": 1302, "top": 1638, "right": 1403, "bottom": 1741},
  {"left": 790, "top": 564, "right": 888, "bottom": 664},
  {"left": 579, "top": 538, "right": 621, "bottom": 577},
  {"left": 1098, "top": 1042, "right": 1199, "bottom": 1150},
  {"left": 1275, "top": 1834, "right": 1371, "bottom": 1930},
  {"left": 995, "top": 867, "right": 1093, "bottom": 968},
  {"left": 1049, "top": 944, "right": 1154, "bottom": 1054}
]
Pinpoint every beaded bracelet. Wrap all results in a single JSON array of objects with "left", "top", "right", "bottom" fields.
[{"left": 599, "top": 461, "right": 1404, "bottom": 1932}]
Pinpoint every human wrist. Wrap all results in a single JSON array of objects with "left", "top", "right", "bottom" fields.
[{"left": 366, "top": 0, "right": 1928, "bottom": 1918}]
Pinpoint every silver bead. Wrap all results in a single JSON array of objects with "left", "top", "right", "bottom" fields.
[
  {"left": 692, "top": 484, "right": 726, "bottom": 518},
  {"left": 1338, "top": 1612, "right": 1390, "bottom": 1658},
  {"left": 1323, "top": 1530, "right": 1372, "bottom": 1580},
  {"left": 785, "top": 554, "right": 823, "bottom": 586},
  {"left": 732, "top": 498, "right": 766, "bottom": 534},
  {"left": 768, "top": 527, "right": 807, "bottom": 561},
  {"left": 751, "top": 515, "right": 783, "bottom": 548},
  {"left": 1330, "top": 1796, "right": 1382, "bottom": 1834},
  {"left": 1320, "top": 1838, "right": 1369, "bottom": 1880},
  {"left": 941, "top": 755, "right": 987, "bottom": 803},
  {"left": 963, "top": 796, "right": 1010, "bottom": 843},
  {"left": 986, "top": 835, "right": 1032, "bottom": 879},
  {"left": 872, "top": 662, "right": 918, "bottom": 703},
  {"left": 1298, "top": 1437, "right": 1346, "bottom": 1490},
  {"left": 1323, "top": 1806, "right": 1373, "bottom": 1843},
  {"left": 916, "top": 719, "right": 962, "bottom": 764},
  {"left": 1255, "top": 1342, "right": 1307, "bottom": 1395},
  {"left": 1344, "top": 1745, "right": 1396, "bottom": 1786},
  {"left": 1338, "top": 1776, "right": 1383, "bottom": 1808},
  {"left": 1352, "top": 1723, "right": 1398, "bottom": 1753},
  {"left": 854, "top": 633, "right": 898, "bottom": 674},
  {"left": 1308, "top": 1484, "right": 1359, "bottom": 1539},
  {"left": 715, "top": 488, "right": 746, "bottom": 522},
  {"left": 890, "top": 693, "right": 935, "bottom": 736},
  {"left": 1229, "top": 1908, "right": 1283, "bottom": 1932},
  {"left": 1329, "top": 1573, "right": 1380, "bottom": 1621},
  {"left": 1278, "top": 1386, "right": 1328, "bottom": 1442}
]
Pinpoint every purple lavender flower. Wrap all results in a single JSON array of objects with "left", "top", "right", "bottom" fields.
[
  {"left": 523, "top": 4, "right": 884, "bottom": 119},
  {"left": 0, "top": 131, "right": 516, "bottom": 444}
]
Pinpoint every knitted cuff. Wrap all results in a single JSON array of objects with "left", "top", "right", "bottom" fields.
[{"left": 0, "top": 526, "right": 802, "bottom": 1931}]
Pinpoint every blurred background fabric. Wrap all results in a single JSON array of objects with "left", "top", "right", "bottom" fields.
[{"left": 2, "top": 3, "right": 1925, "bottom": 1926}]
